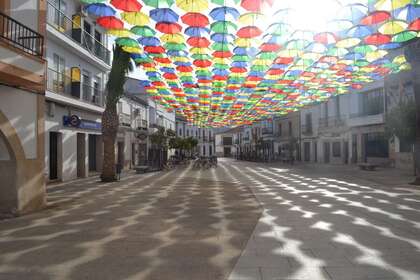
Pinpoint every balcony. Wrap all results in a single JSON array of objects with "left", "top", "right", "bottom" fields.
[
  {"left": 319, "top": 116, "right": 346, "bottom": 129},
  {"left": 0, "top": 11, "right": 44, "bottom": 57},
  {"left": 348, "top": 112, "right": 385, "bottom": 127},
  {"left": 46, "top": 2, "right": 110, "bottom": 66},
  {"left": 301, "top": 124, "right": 313, "bottom": 136},
  {"left": 119, "top": 114, "right": 131, "bottom": 128},
  {"left": 47, "top": 68, "right": 104, "bottom": 107},
  {"left": 262, "top": 128, "right": 274, "bottom": 135}
]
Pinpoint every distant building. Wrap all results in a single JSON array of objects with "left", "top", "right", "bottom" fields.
[
  {"left": 215, "top": 128, "right": 240, "bottom": 157},
  {"left": 176, "top": 117, "right": 215, "bottom": 157}
]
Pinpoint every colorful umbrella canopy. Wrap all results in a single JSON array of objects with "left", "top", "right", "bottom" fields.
[
  {"left": 85, "top": 3, "right": 116, "bottom": 16},
  {"left": 89, "top": 0, "right": 419, "bottom": 127}
]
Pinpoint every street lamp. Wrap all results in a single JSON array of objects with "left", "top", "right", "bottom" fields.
[{"left": 404, "top": 38, "right": 420, "bottom": 184}]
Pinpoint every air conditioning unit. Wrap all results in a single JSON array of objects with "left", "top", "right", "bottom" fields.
[{"left": 47, "top": 102, "right": 55, "bottom": 117}]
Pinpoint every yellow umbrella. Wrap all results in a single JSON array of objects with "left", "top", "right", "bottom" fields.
[
  {"left": 176, "top": 0, "right": 208, "bottom": 12},
  {"left": 238, "top": 12, "right": 265, "bottom": 25},
  {"left": 107, "top": 29, "right": 133, "bottom": 37},
  {"left": 190, "top": 47, "right": 210, "bottom": 54},
  {"left": 122, "top": 46, "right": 143, "bottom": 54},
  {"left": 121, "top": 12, "right": 150, "bottom": 26},
  {"left": 278, "top": 49, "right": 303, "bottom": 58},
  {"left": 375, "top": 0, "right": 411, "bottom": 11},
  {"left": 172, "top": 56, "right": 189, "bottom": 62},
  {"left": 336, "top": 38, "right": 361, "bottom": 48},
  {"left": 234, "top": 38, "right": 259, "bottom": 47},
  {"left": 392, "top": 54, "right": 407, "bottom": 64},
  {"left": 160, "top": 34, "right": 185, "bottom": 44},
  {"left": 213, "top": 58, "right": 231, "bottom": 64},
  {"left": 379, "top": 20, "right": 408, "bottom": 35}
]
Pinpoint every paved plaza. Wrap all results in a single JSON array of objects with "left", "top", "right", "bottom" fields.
[{"left": 1, "top": 159, "right": 420, "bottom": 280}]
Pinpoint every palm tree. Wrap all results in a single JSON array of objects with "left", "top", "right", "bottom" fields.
[{"left": 101, "top": 45, "right": 132, "bottom": 182}]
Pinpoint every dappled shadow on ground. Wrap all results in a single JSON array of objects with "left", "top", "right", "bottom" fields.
[
  {"left": 0, "top": 166, "right": 261, "bottom": 280},
  {"left": 217, "top": 159, "right": 420, "bottom": 280}
]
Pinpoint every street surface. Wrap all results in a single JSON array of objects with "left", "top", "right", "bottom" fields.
[{"left": 1, "top": 159, "right": 420, "bottom": 280}]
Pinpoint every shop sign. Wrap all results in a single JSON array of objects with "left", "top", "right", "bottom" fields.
[{"left": 63, "top": 115, "right": 102, "bottom": 131}]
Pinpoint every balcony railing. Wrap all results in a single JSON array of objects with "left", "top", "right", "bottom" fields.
[
  {"left": 262, "top": 128, "right": 274, "bottom": 135},
  {"left": 319, "top": 116, "right": 346, "bottom": 129},
  {"left": 47, "top": 68, "right": 103, "bottom": 106},
  {"left": 301, "top": 124, "right": 313, "bottom": 135},
  {"left": 47, "top": 2, "right": 110, "bottom": 65},
  {"left": 0, "top": 11, "right": 44, "bottom": 56}
]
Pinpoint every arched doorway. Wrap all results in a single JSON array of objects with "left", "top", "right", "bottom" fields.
[{"left": 0, "top": 129, "right": 18, "bottom": 214}]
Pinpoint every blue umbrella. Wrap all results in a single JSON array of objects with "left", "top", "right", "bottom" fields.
[
  {"left": 231, "top": 61, "right": 248, "bottom": 67},
  {"left": 211, "top": 33, "right": 234, "bottom": 43},
  {"left": 338, "top": 3, "right": 368, "bottom": 23},
  {"left": 167, "top": 50, "right": 188, "bottom": 56},
  {"left": 139, "top": 80, "right": 150, "bottom": 86},
  {"left": 139, "top": 37, "right": 160, "bottom": 46},
  {"left": 209, "top": 6, "right": 240, "bottom": 21},
  {"left": 184, "top": 27, "right": 210, "bottom": 37},
  {"left": 160, "top": 67, "right": 175, "bottom": 73},
  {"left": 396, "top": 4, "right": 420, "bottom": 22},
  {"left": 212, "top": 69, "right": 229, "bottom": 76},
  {"left": 344, "top": 52, "right": 364, "bottom": 60},
  {"left": 84, "top": 3, "right": 116, "bottom": 17},
  {"left": 150, "top": 8, "right": 179, "bottom": 23},
  {"left": 378, "top": 42, "right": 401, "bottom": 50},
  {"left": 346, "top": 25, "right": 373, "bottom": 38}
]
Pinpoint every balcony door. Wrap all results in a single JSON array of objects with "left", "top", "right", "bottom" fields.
[
  {"left": 93, "top": 76, "right": 101, "bottom": 105},
  {"left": 82, "top": 71, "right": 91, "bottom": 102},
  {"left": 52, "top": 54, "right": 65, "bottom": 93},
  {"left": 52, "top": 0, "right": 67, "bottom": 30}
]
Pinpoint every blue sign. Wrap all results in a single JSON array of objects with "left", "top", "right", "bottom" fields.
[{"left": 63, "top": 115, "right": 102, "bottom": 131}]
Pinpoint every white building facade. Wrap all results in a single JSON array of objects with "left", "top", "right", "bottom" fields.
[{"left": 44, "top": 0, "right": 110, "bottom": 182}]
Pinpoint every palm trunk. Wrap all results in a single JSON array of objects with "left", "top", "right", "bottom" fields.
[{"left": 101, "top": 103, "right": 118, "bottom": 182}]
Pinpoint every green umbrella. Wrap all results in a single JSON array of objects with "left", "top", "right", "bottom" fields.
[
  {"left": 134, "top": 57, "right": 153, "bottom": 63},
  {"left": 258, "top": 52, "right": 277, "bottom": 60},
  {"left": 250, "top": 65, "right": 268, "bottom": 71},
  {"left": 212, "top": 42, "right": 231, "bottom": 51},
  {"left": 196, "top": 70, "right": 212, "bottom": 76},
  {"left": 214, "top": 63, "right": 230, "bottom": 69},
  {"left": 232, "top": 55, "right": 249, "bottom": 62},
  {"left": 392, "top": 30, "right": 418, "bottom": 43},
  {"left": 210, "top": 21, "right": 237, "bottom": 33},
  {"left": 192, "top": 54, "right": 211, "bottom": 60},
  {"left": 164, "top": 43, "right": 187, "bottom": 51},
  {"left": 142, "top": 0, "right": 174, "bottom": 8},
  {"left": 354, "top": 45, "right": 377, "bottom": 54},
  {"left": 131, "top": 26, "right": 156, "bottom": 37},
  {"left": 354, "top": 59, "right": 369, "bottom": 66},
  {"left": 116, "top": 37, "right": 139, "bottom": 48},
  {"left": 211, "top": 0, "right": 240, "bottom": 5}
]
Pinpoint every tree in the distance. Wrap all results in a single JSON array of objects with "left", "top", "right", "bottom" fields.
[{"left": 101, "top": 45, "right": 132, "bottom": 182}]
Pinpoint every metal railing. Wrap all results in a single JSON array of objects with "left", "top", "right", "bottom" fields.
[
  {"left": 47, "top": 68, "right": 103, "bottom": 106},
  {"left": 46, "top": 2, "right": 110, "bottom": 64},
  {"left": 0, "top": 11, "right": 44, "bottom": 56},
  {"left": 82, "top": 83, "right": 103, "bottom": 106},
  {"left": 47, "top": 67, "right": 72, "bottom": 95},
  {"left": 319, "top": 116, "right": 346, "bottom": 128},
  {"left": 301, "top": 124, "right": 313, "bottom": 135}
]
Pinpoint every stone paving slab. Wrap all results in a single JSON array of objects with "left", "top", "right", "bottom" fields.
[{"left": 0, "top": 165, "right": 261, "bottom": 280}]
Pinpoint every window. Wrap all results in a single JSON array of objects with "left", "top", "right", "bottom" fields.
[
  {"left": 117, "top": 102, "right": 123, "bottom": 114},
  {"left": 305, "top": 113, "right": 312, "bottom": 132},
  {"left": 278, "top": 124, "right": 282, "bottom": 136},
  {"left": 83, "top": 21, "right": 93, "bottom": 50},
  {"left": 335, "top": 96, "right": 340, "bottom": 117},
  {"left": 93, "top": 76, "right": 101, "bottom": 105},
  {"left": 362, "top": 88, "right": 384, "bottom": 116},
  {"left": 203, "top": 145, "right": 206, "bottom": 155},
  {"left": 179, "top": 129, "right": 182, "bottom": 136},
  {"left": 223, "top": 137, "right": 233, "bottom": 145},
  {"left": 209, "top": 145, "right": 212, "bottom": 155},
  {"left": 365, "top": 132, "right": 388, "bottom": 158},
  {"left": 82, "top": 70, "right": 91, "bottom": 101},
  {"left": 52, "top": 54, "right": 65, "bottom": 93},
  {"left": 186, "top": 130, "right": 189, "bottom": 137},
  {"left": 52, "top": 0, "right": 67, "bottom": 29},
  {"left": 288, "top": 121, "right": 292, "bottom": 136},
  {"left": 332, "top": 142, "right": 341, "bottom": 157}
]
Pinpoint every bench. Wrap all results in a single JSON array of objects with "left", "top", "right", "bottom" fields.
[
  {"left": 134, "top": 166, "right": 149, "bottom": 174},
  {"left": 358, "top": 163, "right": 378, "bottom": 171}
]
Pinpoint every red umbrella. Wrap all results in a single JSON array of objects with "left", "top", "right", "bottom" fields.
[
  {"left": 187, "top": 37, "right": 211, "bottom": 47},
  {"left": 237, "top": 26, "right": 262, "bottom": 38},
  {"left": 110, "top": 0, "right": 142, "bottom": 12},
  {"left": 213, "top": 75, "right": 227, "bottom": 80},
  {"left": 194, "top": 60, "right": 212, "bottom": 67},
  {"left": 260, "top": 43, "right": 281, "bottom": 52},
  {"left": 241, "top": 0, "right": 274, "bottom": 12},
  {"left": 163, "top": 73, "right": 177, "bottom": 79},
  {"left": 230, "top": 67, "right": 247, "bottom": 73},
  {"left": 213, "top": 51, "right": 232, "bottom": 58},
  {"left": 274, "top": 57, "right": 294, "bottom": 64},
  {"left": 267, "top": 69, "right": 284, "bottom": 75},
  {"left": 176, "top": 65, "right": 193, "bottom": 72},
  {"left": 156, "top": 22, "right": 182, "bottom": 34},
  {"left": 364, "top": 33, "right": 391, "bottom": 45},
  {"left": 97, "top": 16, "right": 124, "bottom": 29},
  {"left": 181, "top": 13, "right": 209, "bottom": 27},
  {"left": 144, "top": 46, "right": 165, "bottom": 53},
  {"left": 360, "top": 11, "right": 390, "bottom": 25},
  {"left": 154, "top": 57, "right": 172, "bottom": 64},
  {"left": 409, "top": 19, "right": 420, "bottom": 31},
  {"left": 152, "top": 81, "right": 165, "bottom": 86},
  {"left": 313, "top": 32, "right": 338, "bottom": 45}
]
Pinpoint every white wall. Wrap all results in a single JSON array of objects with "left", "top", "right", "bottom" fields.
[
  {"left": 0, "top": 86, "right": 38, "bottom": 159},
  {"left": 10, "top": 0, "right": 39, "bottom": 33}
]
